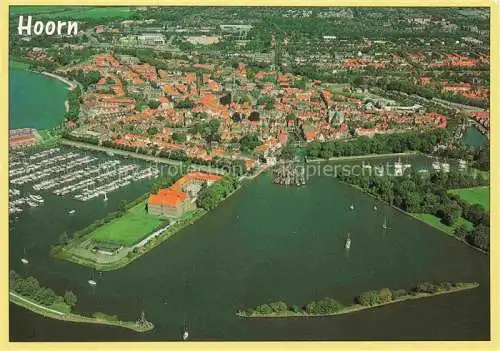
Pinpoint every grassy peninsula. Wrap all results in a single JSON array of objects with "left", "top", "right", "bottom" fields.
[
  {"left": 237, "top": 281, "right": 479, "bottom": 318},
  {"left": 10, "top": 271, "right": 154, "bottom": 332}
]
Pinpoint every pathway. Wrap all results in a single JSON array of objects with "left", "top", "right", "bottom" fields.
[{"left": 10, "top": 292, "right": 65, "bottom": 315}]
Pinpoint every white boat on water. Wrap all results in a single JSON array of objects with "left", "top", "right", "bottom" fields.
[
  {"left": 21, "top": 258, "right": 29, "bottom": 264},
  {"left": 382, "top": 216, "right": 388, "bottom": 229},
  {"left": 183, "top": 330, "right": 189, "bottom": 340},
  {"left": 349, "top": 204, "right": 354, "bottom": 210},
  {"left": 27, "top": 200, "right": 39, "bottom": 207},
  {"left": 29, "top": 194, "right": 44, "bottom": 203},
  {"left": 88, "top": 280, "right": 97, "bottom": 286},
  {"left": 68, "top": 210, "right": 76, "bottom": 215},
  {"left": 345, "top": 233, "right": 351, "bottom": 249}
]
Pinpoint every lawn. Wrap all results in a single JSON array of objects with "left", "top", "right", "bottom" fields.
[
  {"left": 448, "top": 186, "right": 490, "bottom": 210},
  {"left": 38, "top": 129, "right": 52, "bottom": 141},
  {"left": 91, "top": 203, "right": 164, "bottom": 246},
  {"left": 411, "top": 213, "right": 473, "bottom": 235}
]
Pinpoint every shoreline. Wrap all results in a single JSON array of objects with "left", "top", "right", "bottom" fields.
[
  {"left": 237, "top": 283, "right": 479, "bottom": 319},
  {"left": 56, "top": 181, "right": 246, "bottom": 271},
  {"left": 41, "top": 71, "right": 77, "bottom": 90},
  {"left": 337, "top": 180, "right": 487, "bottom": 255},
  {"left": 10, "top": 292, "right": 154, "bottom": 332}
]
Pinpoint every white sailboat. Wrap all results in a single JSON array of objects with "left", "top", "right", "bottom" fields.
[
  {"left": 103, "top": 192, "right": 108, "bottom": 202},
  {"left": 88, "top": 270, "right": 97, "bottom": 286},
  {"left": 183, "top": 330, "right": 189, "bottom": 340},
  {"left": 68, "top": 209, "right": 76, "bottom": 215},
  {"left": 349, "top": 204, "right": 354, "bottom": 210},
  {"left": 345, "top": 233, "right": 351, "bottom": 249},
  {"left": 21, "top": 248, "right": 29, "bottom": 264}
]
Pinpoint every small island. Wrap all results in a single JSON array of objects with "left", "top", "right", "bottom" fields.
[
  {"left": 237, "top": 281, "right": 479, "bottom": 318},
  {"left": 10, "top": 271, "right": 154, "bottom": 332}
]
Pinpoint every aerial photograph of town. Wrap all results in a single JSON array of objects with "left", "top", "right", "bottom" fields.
[{"left": 7, "top": 5, "right": 491, "bottom": 342}]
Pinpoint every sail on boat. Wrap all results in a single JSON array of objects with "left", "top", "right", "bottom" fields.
[
  {"left": 345, "top": 233, "right": 351, "bottom": 249},
  {"left": 21, "top": 248, "right": 29, "bottom": 264},
  {"left": 88, "top": 270, "right": 97, "bottom": 286},
  {"left": 182, "top": 320, "right": 189, "bottom": 340}
]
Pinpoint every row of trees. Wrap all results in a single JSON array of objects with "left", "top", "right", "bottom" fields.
[
  {"left": 63, "top": 70, "right": 100, "bottom": 90},
  {"left": 197, "top": 175, "right": 239, "bottom": 211},
  {"left": 10, "top": 271, "right": 77, "bottom": 309},
  {"left": 66, "top": 87, "right": 82, "bottom": 122},
  {"left": 306, "top": 129, "right": 451, "bottom": 159}
]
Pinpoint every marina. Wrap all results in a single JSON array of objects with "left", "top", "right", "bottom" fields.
[{"left": 9, "top": 147, "right": 160, "bottom": 215}]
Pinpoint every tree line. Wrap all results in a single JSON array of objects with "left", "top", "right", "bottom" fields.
[
  {"left": 196, "top": 175, "right": 239, "bottom": 211},
  {"left": 240, "top": 281, "right": 475, "bottom": 317},
  {"left": 306, "top": 129, "right": 451, "bottom": 159},
  {"left": 10, "top": 271, "right": 77, "bottom": 310}
]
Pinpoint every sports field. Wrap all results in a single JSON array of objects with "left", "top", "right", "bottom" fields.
[
  {"left": 448, "top": 186, "right": 489, "bottom": 210},
  {"left": 91, "top": 203, "right": 164, "bottom": 246}
]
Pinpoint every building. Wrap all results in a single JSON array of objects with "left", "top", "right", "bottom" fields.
[
  {"left": 147, "top": 188, "right": 194, "bottom": 218},
  {"left": 147, "top": 172, "right": 222, "bottom": 218},
  {"left": 137, "top": 33, "right": 166, "bottom": 45},
  {"left": 9, "top": 128, "right": 41, "bottom": 149}
]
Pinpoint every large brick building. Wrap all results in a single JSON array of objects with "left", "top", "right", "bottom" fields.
[{"left": 147, "top": 172, "right": 222, "bottom": 218}]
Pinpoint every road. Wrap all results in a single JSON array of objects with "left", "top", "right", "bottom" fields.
[
  {"left": 10, "top": 292, "right": 65, "bottom": 316},
  {"left": 61, "top": 139, "right": 183, "bottom": 166}
]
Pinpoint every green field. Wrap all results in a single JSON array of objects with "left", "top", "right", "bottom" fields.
[
  {"left": 411, "top": 213, "right": 473, "bottom": 235},
  {"left": 10, "top": 6, "right": 134, "bottom": 19},
  {"left": 449, "top": 187, "right": 490, "bottom": 210},
  {"left": 91, "top": 203, "right": 164, "bottom": 246}
]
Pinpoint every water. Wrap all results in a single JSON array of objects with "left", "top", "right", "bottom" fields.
[
  {"left": 9, "top": 68, "right": 68, "bottom": 130},
  {"left": 463, "top": 127, "right": 487, "bottom": 147},
  {"left": 9, "top": 165, "right": 490, "bottom": 341}
]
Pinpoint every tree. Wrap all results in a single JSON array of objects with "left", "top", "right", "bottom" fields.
[
  {"left": 239, "top": 133, "right": 261, "bottom": 152},
  {"left": 255, "top": 304, "right": 273, "bottom": 314},
  {"left": 172, "top": 132, "right": 187, "bottom": 143},
  {"left": 147, "top": 100, "right": 161, "bottom": 109},
  {"left": 357, "top": 290, "right": 381, "bottom": 306},
  {"left": 64, "top": 291, "right": 78, "bottom": 307},
  {"left": 454, "top": 224, "right": 470, "bottom": 240},
  {"left": 269, "top": 301, "right": 288, "bottom": 313},
  {"left": 379, "top": 288, "right": 393, "bottom": 303},
  {"left": 147, "top": 126, "right": 159, "bottom": 136},
  {"left": 306, "top": 297, "right": 342, "bottom": 314},
  {"left": 248, "top": 111, "right": 260, "bottom": 121}
]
